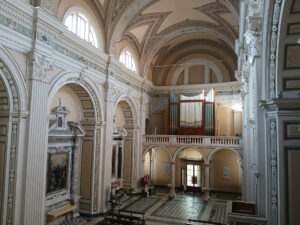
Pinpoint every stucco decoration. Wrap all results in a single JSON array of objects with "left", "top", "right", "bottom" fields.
[{"left": 41, "top": 0, "right": 60, "bottom": 16}]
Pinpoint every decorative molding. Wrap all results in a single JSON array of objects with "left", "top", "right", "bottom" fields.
[
  {"left": 29, "top": 51, "right": 53, "bottom": 82},
  {"left": 284, "top": 44, "right": 300, "bottom": 69},
  {"left": 284, "top": 122, "right": 300, "bottom": 139},
  {"left": 291, "top": 0, "right": 300, "bottom": 13},
  {"left": 6, "top": 123, "right": 18, "bottom": 225},
  {"left": 283, "top": 78, "right": 300, "bottom": 90},
  {"left": 270, "top": 118, "right": 278, "bottom": 225},
  {"left": 287, "top": 22, "right": 300, "bottom": 35},
  {"left": 269, "top": 0, "right": 283, "bottom": 99},
  {"left": 41, "top": 0, "right": 60, "bottom": 17},
  {"left": 0, "top": 61, "right": 19, "bottom": 111}
]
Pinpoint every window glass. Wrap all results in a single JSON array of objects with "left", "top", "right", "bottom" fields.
[
  {"left": 119, "top": 48, "right": 137, "bottom": 73},
  {"left": 64, "top": 8, "right": 98, "bottom": 48}
]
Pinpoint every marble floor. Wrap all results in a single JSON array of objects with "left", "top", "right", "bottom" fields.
[{"left": 78, "top": 188, "right": 240, "bottom": 225}]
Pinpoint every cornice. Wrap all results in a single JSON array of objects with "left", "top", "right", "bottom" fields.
[{"left": 260, "top": 98, "right": 300, "bottom": 111}]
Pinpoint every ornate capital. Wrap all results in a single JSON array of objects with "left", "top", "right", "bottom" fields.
[
  {"left": 41, "top": 0, "right": 60, "bottom": 16},
  {"left": 244, "top": 16, "right": 262, "bottom": 64},
  {"left": 30, "top": 51, "right": 53, "bottom": 82}
]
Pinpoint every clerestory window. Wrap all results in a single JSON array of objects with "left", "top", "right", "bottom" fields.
[
  {"left": 64, "top": 7, "right": 99, "bottom": 48},
  {"left": 119, "top": 48, "right": 137, "bottom": 73}
]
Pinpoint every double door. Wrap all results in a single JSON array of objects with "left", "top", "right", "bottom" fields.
[{"left": 181, "top": 160, "right": 203, "bottom": 192}]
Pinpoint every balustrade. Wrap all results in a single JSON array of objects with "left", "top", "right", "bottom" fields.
[{"left": 143, "top": 135, "right": 243, "bottom": 147}]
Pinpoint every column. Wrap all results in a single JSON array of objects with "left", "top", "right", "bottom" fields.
[
  {"left": 203, "top": 162, "right": 211, "bottom": 200},
  {"left": 23, "top": 51, "right": 52, "bottom": 225},
  {"left": 168, "top": 161, "right": 176, "bottom": 198}
]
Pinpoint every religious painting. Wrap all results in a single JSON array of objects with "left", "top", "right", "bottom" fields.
[{"left": 47, "top": 153, "right": 69, "bottom": 194}]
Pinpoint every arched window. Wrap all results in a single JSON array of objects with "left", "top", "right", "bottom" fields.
[
  {"left": 63, "top": 7, "right": 99, "bottom": 48},
  {"left": 119, "top": 48, "right": 137, "bottom": 73}
]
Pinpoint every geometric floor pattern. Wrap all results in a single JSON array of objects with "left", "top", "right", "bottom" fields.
[{"left": 80, "top": 188, "right": 241, "bottom": 225}]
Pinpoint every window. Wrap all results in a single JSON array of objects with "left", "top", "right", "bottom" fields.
[
  {"left": 119, "top": 48, "right": 137, "bottom": 73},
  {"left": 64, "top": 7, "right": 99, "bottom": 48}
]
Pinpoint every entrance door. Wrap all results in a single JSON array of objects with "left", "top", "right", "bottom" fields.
[{"left": 186, "top": 164, "right": 201, "bottom": 192}]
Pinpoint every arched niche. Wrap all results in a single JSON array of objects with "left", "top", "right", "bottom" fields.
[
  {"left": 48, "top": 76, "right": 103, "bottom": 217},
  {"left": 209, "top": 148, "right": 242, "bottom": 193},
  {"left": 113, "top": 97, "right": 138, "bottom": 189}
]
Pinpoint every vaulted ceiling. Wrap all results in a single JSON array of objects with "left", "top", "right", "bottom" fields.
[{"left": 58, "top": 0, "right": 239, "bottom": 85}]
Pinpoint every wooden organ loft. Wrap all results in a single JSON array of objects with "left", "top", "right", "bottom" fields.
[{"left": 168, "top": 89, "right": 215, "bottom": 136}]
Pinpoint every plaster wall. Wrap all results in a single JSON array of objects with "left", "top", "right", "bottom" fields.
[
  {"left": 154, "top": 147, "right": 171, "bottom": 186},
  {"left": 50, "top": 87, "right": 81, "bottom": 122},
  {"left": 211, "top": 149, "right": 241, "bottom": 192}
]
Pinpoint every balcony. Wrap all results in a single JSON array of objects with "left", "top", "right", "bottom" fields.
[{"left": 143, "top": 135, "right": 243, "bottom": 148}]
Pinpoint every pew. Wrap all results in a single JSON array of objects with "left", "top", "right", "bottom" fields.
[{"left": 47, "top": 204, "right": 76, "bottom": 224}]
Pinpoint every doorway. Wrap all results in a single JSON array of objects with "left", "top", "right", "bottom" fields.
[{"left": 186, "top": 163, "right": 202, "bottom": 192}]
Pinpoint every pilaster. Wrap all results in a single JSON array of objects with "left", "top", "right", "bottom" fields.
[{"left": 23, "top": 50, "right": 52, "bottom": 225}]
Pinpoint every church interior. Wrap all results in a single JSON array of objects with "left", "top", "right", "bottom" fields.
[{"left": 0, "top": 0, "right": 299, "bottom": 225}]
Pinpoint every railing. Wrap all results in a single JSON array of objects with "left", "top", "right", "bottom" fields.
[{"left": 143, "top": 135, "right": 243, "bottom": 147}]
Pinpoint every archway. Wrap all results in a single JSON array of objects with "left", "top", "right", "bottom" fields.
[
  {"left": 0, "top": 54, "right": 26, "bottom": 225},
  {"left": 47, "top": 80, "right": 101, "bottom": 217},
  {"left": 142, "top": 146, "right": 172, "bottom": 185},
  {"left": 113, "top": 98, "right": 138, "bottom": 189},
  {"left": 174, "top": 147, "right": 205, "bottom": 192}
]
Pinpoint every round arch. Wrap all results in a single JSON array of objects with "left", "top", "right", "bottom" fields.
[
  {"left": 142, "top": 27, "right": 235, "bottom": 78},
  {"left": 0, "top": 45, "right": 27, "bottom": 112},
  {"left": 48, "top": 70, "right": 104, "bottom": 123},
  {"left": 143, "top": 145, "right": 172, "bottom": 162},
  {"left": 113, "top": 94, "right": 139, "bottom": 127},
  {"left": 207, "top": 147, "right": 243, "bottom": 162},
  {"left": 172, "top": 146, "right": 207, "bottom": 163}
]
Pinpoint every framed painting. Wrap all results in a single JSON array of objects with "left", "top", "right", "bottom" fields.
[{"left": 47, "top": 152, "right": 69, "bottom": 194}]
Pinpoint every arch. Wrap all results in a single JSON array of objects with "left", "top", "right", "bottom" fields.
[
  {"left": 172, "top": 146, "right": 207, "bottom": 163},
  {"left": 143, "top": 145, "right": 172, "bottom": 162},
  {"left": 207, "top": 147, "right": 243, "bottom": 162},
  {"left": 113, "top": 94, "right": 138, "bottom": 127},
  {"left": 0, "top": 46, "right": 28, "bottom": 225},
  {"left": 48, "top": 70, "right": 104, "bottom": 123},
  {"left": 171, "top": 58, "right": 224, "bottom": 85},
  {"left": 0, "top": 45, "right": 27, "bottom": 112},
  {"left": 142, "top": 27, "right": 235, "bottom": 78}
]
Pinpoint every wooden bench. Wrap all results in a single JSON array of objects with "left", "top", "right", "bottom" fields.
[
  {"left": 112, "top": 213, "right": 141, "bottom": 222},
  {"left": 48, "top": 204, "right": 76, "bottom": 223},
  {"left": 104, "top": 217, "right": 133, "bottom": 225},
  {"left": 117, "top": 210, "right": 145, "bottom": 224}
]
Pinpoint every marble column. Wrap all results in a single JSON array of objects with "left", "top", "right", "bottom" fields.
[
  {"left": 168, "top": 161, "right": 176, "bottom": 198},
  {"left": 203, "top": 163, "right": 211, "bottom": 200}
]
